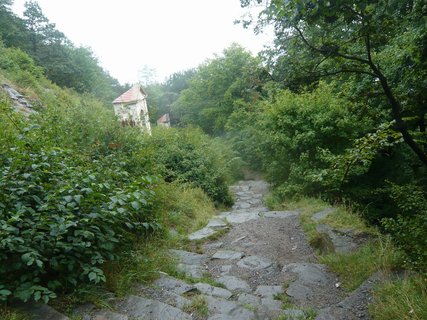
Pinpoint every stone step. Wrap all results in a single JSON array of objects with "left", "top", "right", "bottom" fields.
[{"left": 117, "top": 295, "right": 192, "bottom": 320}]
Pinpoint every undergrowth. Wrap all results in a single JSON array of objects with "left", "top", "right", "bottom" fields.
[
  {"left": 319, "top": 238, "right": 402, "bottom": 291},
  {"left": 369, "top": 274, "right": 427, "bottom": 320},
  {"left": 0, "top": 307, "right": 31, "bottom": 320},
  {"left": 183, "top": 295, "right": 209, "bottom": 318}
]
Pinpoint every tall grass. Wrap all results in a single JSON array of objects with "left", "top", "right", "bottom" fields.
[
  {"left": 319, "top": 237, "right": 402, "bottom": 291},
  {"left": 369, "top": 275, "right": 427, "bottom": 320}
]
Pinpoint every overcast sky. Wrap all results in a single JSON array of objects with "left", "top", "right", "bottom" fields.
[{"left": 12, "top": 0, "right": 270, "bottom": 84}]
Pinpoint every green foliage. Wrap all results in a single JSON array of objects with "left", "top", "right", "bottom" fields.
[
  {"left": 146, "top": 127, "right": 237, "bottom": 205},
  {"left": 173, "top": 44, "right": 263, "bottom": 135},
  {"left": 155, "top": 182, "right": 215, "bottom": 235},
  {"left": 146, "top": 69, "right": 195, "bottom": 123},
  {"left": 0, "top": 44, "right": 233, "bottom": 303},
  {"left": 241, "top": 0, "right": 427, "bottom": 166},
  {"left": 0, "top": 136, "right": 159, "bottom": 302},
  {"left": 369, "top": 275, "right": 427, "bottom": 320},
  {"left": 0, "top": 58, "right": 153, "bottom": 303},
  {"left": 320, "top": 239, "right": 401, "bottom": 291},
  {"left": 0, "top": 41, "right": 44, "bottom": 88},
  {"left": 381, "top": 183, "right": 427, "bottom": 273},
  {"left": 253, "top": 83, "right": 363, "bottom": 197}
]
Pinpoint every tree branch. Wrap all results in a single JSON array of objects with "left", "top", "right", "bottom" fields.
[{"left": 294, "top": 26, "right": 371, "bottom": 64}]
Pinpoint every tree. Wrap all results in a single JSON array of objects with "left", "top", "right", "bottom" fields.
[
  {"left": 23, "top": 0, "right": 66, "bottom": 53},
  {"left": 241, "top": 0, "right": 427, "bottom": 166},
  {"left": 0, "top": 0, "right": 28, "bottom": 48},
  {"left": 173, "top": 44, "right": 263, "bottom": 135}
]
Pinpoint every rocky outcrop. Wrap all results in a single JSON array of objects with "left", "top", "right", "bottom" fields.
[{"left": 1, "top": 83, "right": 37, "bottom": 116}]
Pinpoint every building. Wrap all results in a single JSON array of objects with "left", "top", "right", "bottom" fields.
[
  {"left": 112, "top": 84, "right": 151, "bottom": 135},
  {"left": 157, "top": 113, "right": 171, "bottom": 127}
]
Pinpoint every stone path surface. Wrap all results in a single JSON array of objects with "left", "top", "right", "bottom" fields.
[{"left": 24, "top": 179, "right": 377, "bottom": 320}]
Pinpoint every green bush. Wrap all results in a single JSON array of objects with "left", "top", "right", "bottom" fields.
[
  {"left": 146, "top": 127, "right": 235, "bottom": 205},
  {"left": 253, "top": 83, "right": 364, "bottom": 197},
  {"left": 381, "top": 183, "right": 427, "bottom": 273},
  {"left": 0, "top": 142, "right": 159, "bottom": 303},
  {"left": 0, "top": 92, "right": 160, "bottom": 303}
]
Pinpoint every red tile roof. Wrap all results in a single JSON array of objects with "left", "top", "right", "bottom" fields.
[
  {"left": 113, "top": 84, "right": 147, "bottom": 104},
  {"left": 157, "top": 113, "right": 170, "bottom": 123}
]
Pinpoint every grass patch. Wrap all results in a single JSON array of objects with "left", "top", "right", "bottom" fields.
[
  {"left": 170, "top": 270, "right": 226, "bottom": 289},
  {"left": 319, "top": 237, "right": 402, "bottom": 291},
  {"left": 183, "top": 295, "right": 209, "bottom": 318},
  {"left": 320, "top": 207, "right": 376, "bottom": 235},
  {"left": 273, "top": 292, "right": 295, "bottom": 309},
  {"left": 156, "top": 183, "right": 216, "bottom": 235},
  {"left": 242, "top": 303, "right": 257, "bottom": 312},
  {"left": 103, "top": 237, "right": 177, "bottom": 297},
  {"left": 369, "top": 274, "right": 427, "bottom": 320}
]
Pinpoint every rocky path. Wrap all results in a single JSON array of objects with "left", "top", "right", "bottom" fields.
[{"left": 27, "top": 180, "right": 380, "bottom": 320}]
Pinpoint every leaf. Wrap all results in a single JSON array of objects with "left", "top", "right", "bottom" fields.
[
  {"left": 88, "top": 272, "right": 97, "bottom": 281},
  {"left": 0, "top": 289, "right": 12, "bottom": 296},
  {"left": 33, "top": 291, "right": 41, "bottom": 301},
  {"left": 131, "top": 201, "right": 141, "bottom": 210}
]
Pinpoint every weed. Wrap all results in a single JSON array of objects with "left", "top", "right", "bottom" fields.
[
  {"left": 171, "top": 271, "right": 226, "bottom": 289},
  {"left": 103, "top": 237, "right": 177, "bottom": 297},
  {"left": 369, "top": 274, "right": 427, "bottom": 320},
  {"left": 156, "top": 182, "right": 216, "bottom": 235},
  {"left": 183, "top": 295, "right": 209, "bottom": 318},
  {"left": 242, "top": 303, "right": 257, "bottom": 312},
  {"left": 273, "top": 293, "right": 295, "bottom": 309}
]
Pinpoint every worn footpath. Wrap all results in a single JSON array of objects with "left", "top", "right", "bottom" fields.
[{"left": 27, "top": 180, "right": 380, "bottom": 320}]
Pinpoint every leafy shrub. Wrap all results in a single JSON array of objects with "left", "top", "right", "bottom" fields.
[
  {"left": 0, "top": 96, "right": 160, "bottom": 303},
  {"left": 381, "top": 183, "right": 427, "bottom": 273},
  {"left": 0, "top": 42, "right": 44, "bottom": 89},
  {"left": 252, "top": 83, "right": 364, "bottom": 197},
  {"left": 146, "top": 127, "right": 235, "bottom": 205},
  {"left": 0, "top": 143, "right": 159, "bottom": 303}
]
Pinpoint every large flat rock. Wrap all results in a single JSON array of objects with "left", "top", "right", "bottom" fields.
[
  {"left": 212, "top": 250, "right": 245, "bottom": 260},
  {"left": 263, "top": 211, "right": 299, "bottom": 219},
  {"left": 90, "top": 310, "right": 128, "bottom": 320},
  {"left": 237, "top": 293, "right": 260, "bottom": 306},
  {"left": 282, "top": 263, "right": 330, "bottom": 286},
  {"left": 225, "top": 211, "right": 260, "bottom": 224},
  {"left": 170, "top": 249, "right": 207, "bottom": 265},
  {"left": 312, "top": 208, "right": 336, "bottom": 221},
  {"left": 154, "top": 274, "right": 195, "bottom": 295},
  {"left": 117, "top": 295, "right": 191, "bottom": 320},
  {"left": 316, "top": 224, "right": 359, "bottom": 253},
  {"left": 237, "top": 255, "right": 273, "bottom": 270},
  {"left": 205, "top": 296, "right": 256, "bottom": 319},
  {"left": 217, "top": 275, "right": 251, "bottom": 293},
  {"left": 188, "top": 227, "right": 216, "bottom": 241},
  {"left": 254, "top": 285, "right": 284, "bottom": 298},
  {"left": 207, "top": 218, "right": 228, "bottom": 230},
  {"left": 194, "top": 282, "right": 233, "bottom": 299}
]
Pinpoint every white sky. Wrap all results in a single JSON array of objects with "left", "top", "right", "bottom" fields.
[{"left": 12, "top": 0, "right": 270, "bottom": 84}]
